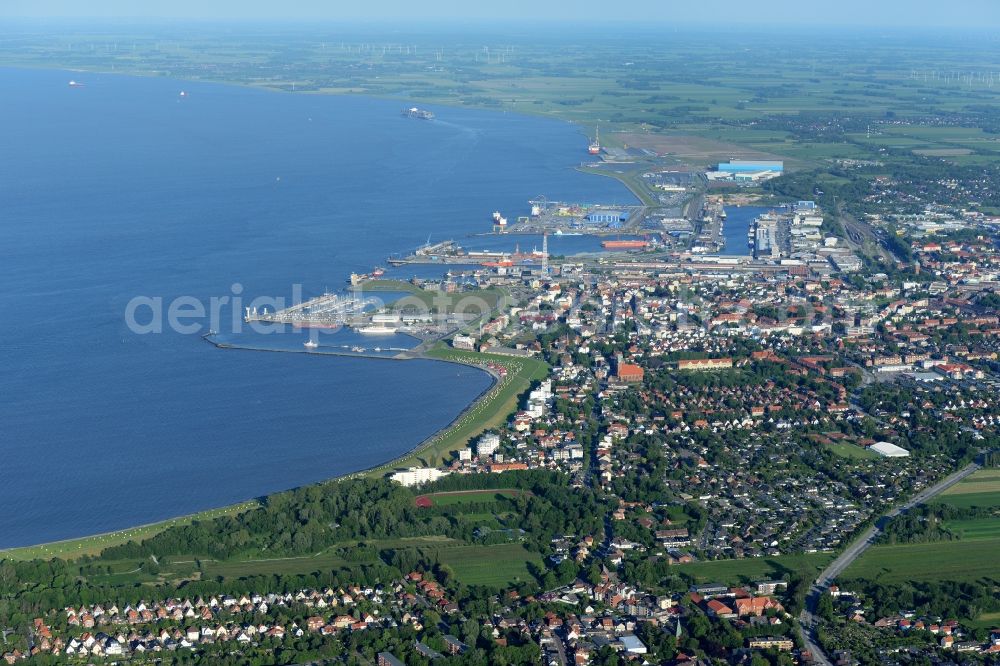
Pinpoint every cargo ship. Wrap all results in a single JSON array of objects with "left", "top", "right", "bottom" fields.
[
  {"left": 588, "top": 126, "right": 601, "bottom": 155},
  {"left": 402, "top": 107, "right": 435, "bottom": 120},
  {"left": 348, "top": 267, "right": 386, "bottom": 285},
  {"left": 357, "top": 325, "right": 397, "bottom": 335},
  {"left": 602, "top": 239, "right": 649, "bottom": 250}
]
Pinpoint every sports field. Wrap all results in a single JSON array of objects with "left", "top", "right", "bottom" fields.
[
  {"left": 826, "top": 442, "right": 881, "bottom": 460},
  {"left": 415, "top": 489, "right": 530, "bottom": 507},
  {"left": 432, "top": 543, "right": 541, "bottom": 587}
]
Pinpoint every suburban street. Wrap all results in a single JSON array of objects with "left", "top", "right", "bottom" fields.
[{"left": 798, "top": 461, "right": 982, "bottom": 665}]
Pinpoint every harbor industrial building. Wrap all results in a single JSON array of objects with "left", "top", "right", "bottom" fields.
[
  {"left": 748, "top": 201, "right": 861, "bottom": 273},
  {"left": 706, "top": 160, "right": 785, "bottom": 184},
  {"left": 717, "top": 160, "right": 784, "bottom": 173},
  {"left": 586, "top": 210, "right": 628, "bottom": 225}
]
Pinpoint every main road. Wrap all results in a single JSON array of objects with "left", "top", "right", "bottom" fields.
[{"left": 797, "top": 461, "right": 981, "bottom": 665}]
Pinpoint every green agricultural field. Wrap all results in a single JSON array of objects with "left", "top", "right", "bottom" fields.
[
  {"left": 676, "top": 553, "right": 835, "bottom": 585},
  {"left": 432, "top": 543, "right": 542, "bottom": 587},
  {"left": 936, "top": 492, "right": 1000, "bottom": 509},
  {"left": 938, "top": 469, "right": 1000, "bottom": 492},
  {"left": 842, "top": 537, "right": 1000, "bottom": 584},
  {"left": 935, "top": 469, "right": 1000, "bottom": 508},
  {"left": 3, "top": 27, "right": 998, "bottom": 143},
  {"left": 942, "top": 517, "right": 1000, "bottom": 540}
]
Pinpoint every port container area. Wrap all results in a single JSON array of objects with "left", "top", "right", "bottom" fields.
[{"left": 500, "top": 199, "right": 642, "bottom": 235}]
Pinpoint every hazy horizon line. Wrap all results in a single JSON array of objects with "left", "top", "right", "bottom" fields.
[{"left": 1, "top": 17, "right": 998, "bottom": 34}]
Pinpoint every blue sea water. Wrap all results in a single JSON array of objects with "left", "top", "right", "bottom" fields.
[{"left": 0, "top": 67, "right": 634, "bottom": 548}]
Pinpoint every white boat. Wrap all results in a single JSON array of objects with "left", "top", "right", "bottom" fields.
[{"left": 303, "top": 340, "right": 319, "bottom": 349}]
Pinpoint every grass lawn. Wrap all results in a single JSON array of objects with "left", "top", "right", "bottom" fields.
[
  {"left": 970, "top": 611, "right": 1000, "bottom": 630},
  {"left": 202, "top": 551, "right": 352, "bottom": 578},
  {"left": 389, "top": 287, "right": 508, "bottom": 316},
  {"left": 826, "top": 442, "right": 880, "bottom": 460},
  {"left": 675, "top": 553, "right": 835, "bottom": 585},
  {"left": 842, "top": 537, "right": 1000, "bottom": 584},
  {"left": 356, "top": 279, "right": 423, "bottom": 293},
  {"left": 417, "top": 489, "right": 528, "bottom": 507},
  {"left": 433, "top": 543, "right": 542, "bottom": 587},
  {"left": 199, "top": 536, "right": 465, "bottom": 578}
]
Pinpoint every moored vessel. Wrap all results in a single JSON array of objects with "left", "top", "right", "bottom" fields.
[
  {"left": 356, "top": 325, "right": 397, "bottom": 334},
  {"left": 602, "top": 239, "right": 649, "bottom": 249}
]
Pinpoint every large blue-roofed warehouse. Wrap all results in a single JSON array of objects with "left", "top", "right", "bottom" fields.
[
  {"left": 717, "top": 160, "right": 784, "bottom": 173},
  {"left": 587, "top": 210, "right": 628, "bottom": 225}
]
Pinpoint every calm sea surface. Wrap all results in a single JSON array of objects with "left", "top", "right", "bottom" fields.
[
  {"left": 0, "top": 67, "right": 633, "bottom": 548},
  {"left": 721, "top": 206, "right": 770, "bottom": 256}
]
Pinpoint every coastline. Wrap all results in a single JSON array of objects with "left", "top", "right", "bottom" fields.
[
  {"left": 0, "top": 346, "right": 547, "bottom": 560},
  {"left": 0, "top": 65, "right": 576, "bottom": 560}
]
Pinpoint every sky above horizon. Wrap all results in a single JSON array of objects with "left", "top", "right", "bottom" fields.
[{"left": 3, "top": 0, "right": 999, "bottom": 29}]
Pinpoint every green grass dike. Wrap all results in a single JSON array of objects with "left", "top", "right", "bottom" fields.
[
  {"left": 0, "top": 502, "right": 257, "bottom": 562},
  {"left": 364, "top": 344, "right": 549, "bottom": 472}
]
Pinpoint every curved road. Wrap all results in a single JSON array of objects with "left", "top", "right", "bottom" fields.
[{"left": 798, "top": 462, "right": 981, "bottom": 665}]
